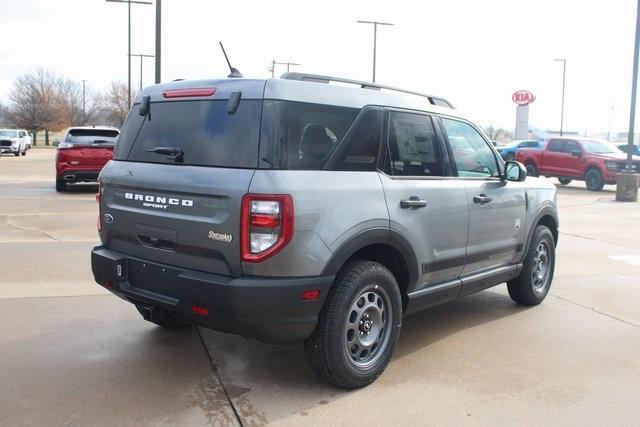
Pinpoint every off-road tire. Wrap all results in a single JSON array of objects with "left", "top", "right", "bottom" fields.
[
  {"left": 55, "top": 178, "right": 66, "bottom": 192},
  {"left": 136, "top": 304, "right": 190, "bottom": 328},
  {"left": 558, "top": 177, "right": 571, "bottom": 185},
  {"left": 508, "top": 225, "right": 555, "bottom": 306},
  {"left": 585, "top": 168, "right": 604, "bottom": 191},
  {"left": 304, "top": 260, "right": 402, "bottom": 389}
]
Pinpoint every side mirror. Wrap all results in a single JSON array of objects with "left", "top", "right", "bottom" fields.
[
  {"left": 53, "top": 140, "right": 61, "bottom": 146},
  {"left": 571, "top": 150, "right": 582, "bottom": 157},
  {"left": 504, "top": 161, "right": 527, "bottom": 182}
]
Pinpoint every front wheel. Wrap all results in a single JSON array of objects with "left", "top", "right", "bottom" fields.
[
  {"left": 304, "top": 260, "right": 402, "bottom": 389},
  {"left": 507, "top": 225, "right": 555, "bottom": 305},
  {"left": 585, "top": 168, "right": 604, "bottom": 191},
  {"left": 14, "top": 150, "right": 19, "bottom": 157}
]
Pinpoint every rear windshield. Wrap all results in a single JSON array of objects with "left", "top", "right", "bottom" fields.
[
  {"left": 114, "top": 100, "right": 261, "bottom": 168},
  {"left": 68, "top": 128, "right": 119, "bottom": 144}
]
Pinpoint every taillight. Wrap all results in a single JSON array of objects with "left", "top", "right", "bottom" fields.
[
  {"left": 96, "top": 179, "right": 102, "bottom": 233},
  {"left": 241, "top": 194, "right": 293, "bottom": 262}
]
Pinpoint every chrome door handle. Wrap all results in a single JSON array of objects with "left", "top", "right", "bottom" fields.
[
  {"left": 400, "top": 196, "right": 428, "bottom": 209},
  {"left": 473, "top": 194, "right": 492, "bottom": 205}
]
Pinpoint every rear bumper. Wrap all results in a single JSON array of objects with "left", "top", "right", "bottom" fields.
[
  {"left": 58, "top": 169, "right": 100, "bottom": 183},
  {"left": 91, "top": 246, "right": 334, "bottom": 344}
]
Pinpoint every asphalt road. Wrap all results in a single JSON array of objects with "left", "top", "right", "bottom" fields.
[{"left": 1, "top": 149, "right": 639, "bottom": 426}]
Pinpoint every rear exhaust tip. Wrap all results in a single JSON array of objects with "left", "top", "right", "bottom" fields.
[{"left": 64, "top": 175, "right": 76, "bottom": 181}]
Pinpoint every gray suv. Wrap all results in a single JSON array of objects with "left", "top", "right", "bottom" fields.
[{"left": 91, "top": 73, "right": 558, "bottom": 389}]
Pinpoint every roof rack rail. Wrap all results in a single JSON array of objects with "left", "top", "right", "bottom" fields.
[{"left": 280, "top": 72, "right": 454, "bottom": 109}]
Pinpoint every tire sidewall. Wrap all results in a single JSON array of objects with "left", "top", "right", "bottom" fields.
[
  {"left": 336, "top": 264, "right": 402, "bottom": 381},
  {"left": 585, "top": 169, "right": 603, "bottom": 191},
  {"left": 524, "top": 227, "right": 555, "bottom": 303}
]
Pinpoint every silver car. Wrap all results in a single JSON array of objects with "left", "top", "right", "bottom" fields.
[{"left": 91, "top": 73, "right": 558, "bottom": 389}]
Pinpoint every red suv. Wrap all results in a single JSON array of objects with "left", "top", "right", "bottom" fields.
[{"left": 55, "top": 127, "right": 120, "bottom": 191}]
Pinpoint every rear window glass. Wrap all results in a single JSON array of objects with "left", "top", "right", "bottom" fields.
[
  {"left": 115, "top": 100, "right": 262, "bottom": 168},
  {"left": 260, "top": 101, "right": 359, "bottom": 170},
  {"left": 67, "top": 128, "right": 119, "bottom": 144}
]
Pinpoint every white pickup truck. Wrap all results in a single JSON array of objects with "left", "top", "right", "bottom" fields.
[{"left": 0, "top": 129, "right": 30, "bottom": 156}]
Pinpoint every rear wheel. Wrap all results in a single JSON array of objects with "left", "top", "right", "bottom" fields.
[
  {"left": 504, "top": 152, "right": 515, "bottom": 162},
  {"left": 585, "top": 168, "right": 604, "bottom": 191},
  {"left": 508, "top": 225, "right": 555, "bottom": 306},
  {"left": 525, "top": 162, "right": 538, "bottom": 177},
  {"left": 304, "top": 260, "right": 402, "bottom": 389},
  {"left": 136, "top": 304, "right": 190, "bottom": 328},
  {"left": 558, "top": 177, "right": 572, "bottom": 185},
  {"left": 55, "top": 178, "right": 66, "bottom": 192}
]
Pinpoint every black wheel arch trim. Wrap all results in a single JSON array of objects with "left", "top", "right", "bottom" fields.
[
  {"left": 320, "top": 228, "right": 420, "bottom": 291},
  {"left": 519, "top": 204, "right": 559, "bottom": 264}
]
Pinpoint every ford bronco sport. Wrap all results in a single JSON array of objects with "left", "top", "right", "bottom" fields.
[{"left": 91, "top": 73, "right": 558, "bottom": 389}]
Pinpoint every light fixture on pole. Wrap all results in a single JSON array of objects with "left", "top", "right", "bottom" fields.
[
  {"left": 357, "top": 20, "right": 393, "bottom": 82},
  {"left": 270, "top": 60, "right": 301, "bottom": 77},
  {"left": 129, "top": 54, "right": 155, "bottom": 90},
  {"left": 553, "top": 58, "right": 566, "bottom": 136},
  {"left": 106, "top": 0, "right": 152, "bottom": 109}
]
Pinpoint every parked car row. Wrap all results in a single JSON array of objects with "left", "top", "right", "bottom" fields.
[{"left": 0, "top": 129, "right": 31, "bottom": 156}]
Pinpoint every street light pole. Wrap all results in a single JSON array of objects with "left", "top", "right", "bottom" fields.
[
  {"left": 130, "top": 54, "right": 155, "bottom": 90},
  {"left": 357, "top": 20, "right": 393, "bottom": 82},
  {"left": 155, "top": 0, "right": 161, "bottom": 84},
  {"left": 106, "top": 0, "right": 152, "bottom": 109},
  {"left": 81, "top": 79, "right": 87, "bottom": 124},
  {"left": 554, "top": 58, "right": 566, "bottom": 136},
  {"left": 616, "top": 0, "right": 640, "bottom": 202}
]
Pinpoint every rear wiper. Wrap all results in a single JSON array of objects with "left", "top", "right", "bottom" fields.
[{"left": 146, "top": 146, "right": 184, "bottom": 163}]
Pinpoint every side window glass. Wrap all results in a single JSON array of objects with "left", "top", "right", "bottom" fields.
[
  {"left": 288, "top": 104, "right": 359, "bottom": 170},
  {"left": 565, "top": 141, "right": 581, "bottom": 153},
  {"left": 547, "top": 140, "right": 565, "bottom": 152},
  {"left": 326, "top": 108, "right": 383, "bottom": 171},
  {"left": 442, "top": 118, "right": 499, "bottom": 177},
  {"left": 388, "top": 112, "right": 443, "bottom": 177}
]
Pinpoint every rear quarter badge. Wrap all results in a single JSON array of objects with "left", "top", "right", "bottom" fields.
[{"left": 208, "top": 230, "right": 233, "bottom": 243}]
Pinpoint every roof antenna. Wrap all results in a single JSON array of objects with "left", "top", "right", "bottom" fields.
[{"left": 219, "top": 42, "right": 243, "bottom": 78}]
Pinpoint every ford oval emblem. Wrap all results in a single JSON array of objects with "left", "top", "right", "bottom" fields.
[{"left": 104, "top": 214, "right": 114, "bottom": 224}]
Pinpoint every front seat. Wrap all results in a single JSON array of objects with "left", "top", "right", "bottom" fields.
[{"left": 299, "top": 124, "right": 334, "bottom": 169}]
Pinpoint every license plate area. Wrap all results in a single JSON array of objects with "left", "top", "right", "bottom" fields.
[{"left": 127, "top": 259, "right": 181, "bottom": 297}]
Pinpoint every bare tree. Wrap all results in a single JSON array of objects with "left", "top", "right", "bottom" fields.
[
  {"left": 6, "top": 68, "right": 67, "bottom": 145},
  {"left": 56, "top": 78, "right": 101, "bottom": 126},
  {"left": 100, "top": 81, "right": 134, "bottom": 128},
  {"left": 0, "top": 102, "right": 11, "bottom": 127}
]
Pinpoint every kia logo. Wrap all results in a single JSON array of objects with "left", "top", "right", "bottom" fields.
[{"left": 512, "top": 90, "right": 535, "bottom": 106}]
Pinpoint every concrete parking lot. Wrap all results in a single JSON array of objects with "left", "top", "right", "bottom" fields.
[{"left": 1, "top": 149, "right": 639, "bottom": 426}]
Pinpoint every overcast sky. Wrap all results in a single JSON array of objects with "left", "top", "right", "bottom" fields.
[{"left": 0, "top": 0, "right": 637, "bottom": 134}]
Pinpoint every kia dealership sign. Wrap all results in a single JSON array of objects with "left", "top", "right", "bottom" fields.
[{"left": 512, "top": 90, "right": 535, "bottom": 105}]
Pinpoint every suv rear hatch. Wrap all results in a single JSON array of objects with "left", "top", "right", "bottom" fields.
[{"left": 99, "top": 82, "right": 264, "bottom": 277}]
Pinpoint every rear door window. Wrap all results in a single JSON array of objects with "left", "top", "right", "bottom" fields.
[
  {"left": 387, "top": 111, "right": 444, "bottom": 176},
  {"left": 326, "top": 107, "right": 383, "bottom": 172},
  {"left": 547, "top": 140, "right": 566, "bottom": 152},
  {"left": 116, "top": 100, "right": 262, "bottom": 168}
]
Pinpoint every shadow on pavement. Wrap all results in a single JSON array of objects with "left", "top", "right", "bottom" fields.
[{"left": 199, "top": 287, "right": 525, "bottom": 424}]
